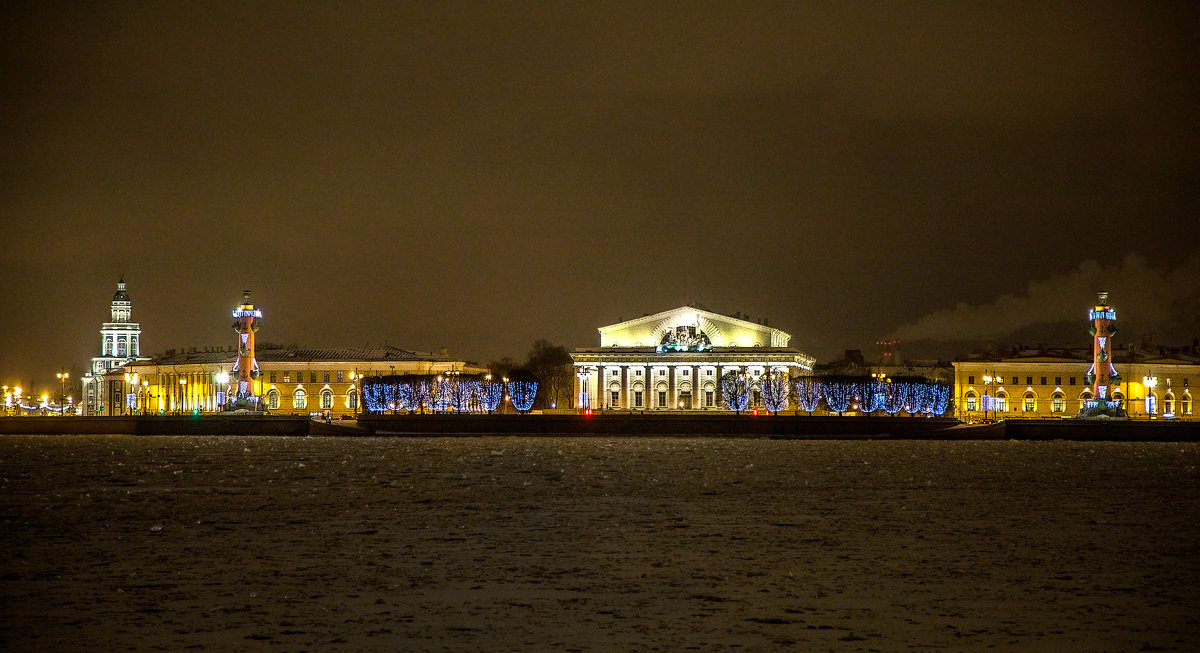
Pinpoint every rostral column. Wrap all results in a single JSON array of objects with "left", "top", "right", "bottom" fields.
[
  {"left": 1084, "top": 291, "right": 1120, "bottom": 405},
  {"left": 231, "top": 290, "right": 263, "bottom": 404}
]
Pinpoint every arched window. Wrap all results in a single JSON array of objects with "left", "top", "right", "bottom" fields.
[
  {"left": 1183, "top": 392, "right": 1192, "bottom": 415},
  {"left": 347, "top": 389, "right": 357, "bottom": 410},
  {"left": 1079, "top": 390, "right": 1093, "bottom": 411},
  {"left": 995, "top": 392, "right": 1008, "bottom": 413},
  {"left": 1164, "top": 392, "right": 1174, "bottom": 415},
  {"left": 267, "top": 389, "right": 280, "bottom": 410},
  {"left": 965, "top": 392, "right": 978, "bottom": 412},
  {"left": 1051, "top": 393, "right": 1065, "bottom": 413},
  {"left": 117, "top": 338, "right": 127, "bottom": 356},
  {"left": 1023, "top": 392, "right": 1036, "bottom": 412},
  {"left": 320, "top": 389, "right": 333, "bottom": 410},
  {"left": 294, "top": 388, "right": 307, "bottom": 410}
]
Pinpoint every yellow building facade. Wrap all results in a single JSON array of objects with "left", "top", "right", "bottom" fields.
[
  {"left": 953, "top": 347, "right": 1198, "bottom": 422},
  {"left": 101, "top": 345, "right": 485, "bottom": 417}
]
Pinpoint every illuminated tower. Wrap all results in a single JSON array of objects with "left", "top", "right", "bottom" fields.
[
  {"left": 230, "top": 290, "right": 263, "bottom": 404},
  {"left": 1084, "top": 291, "right": 1121, "bottom": 404}
]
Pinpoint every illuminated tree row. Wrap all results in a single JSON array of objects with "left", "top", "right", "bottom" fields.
[
  {"left": 794, "top": 376, "right": 951, "bottom": 416},
  {"left": 361, "top": 374, "right": 533, "bottom": 414}
]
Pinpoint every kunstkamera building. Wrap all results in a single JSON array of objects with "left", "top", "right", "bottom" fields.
[{"left": 571, "top": 306, "right": 815, "bottom": 411}]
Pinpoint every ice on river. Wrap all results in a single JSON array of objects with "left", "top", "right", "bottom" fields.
[{"left": 1, "top": 435, "right": 1198, "bottom": 650}]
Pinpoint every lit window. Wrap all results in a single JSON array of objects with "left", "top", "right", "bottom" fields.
[
  {"left": 965, "top": 393, "right": 977, "bottom": 412},
  {"left": 267, "top": 390, "right": 280, "bottom": 410},
  {"left": 1182, "top": 393, "right": 1191, "bottom": 414},
  {"left": 347, "top": 390, "right": 357, "bottom": 409},
  {"left": 1052, "top": 395, "right": 1064, "bottom": 413},
  {"left": 996, "top": 396, "right": 1008, "bottom": 412},
  {"left": 337, "top": 370, "right": 344, "bottom": 382},
  {"left": 320, "top": 390, "right": 333, "bottom": 410},
  {"left": 294, "top": 389, "right": 307, "bottom": 409},
  {"left": 1023, "top": 393, "right": 1036, "bottom": 412},
  {"left": 1164, "top": 394, "right": 1174, "bottom": 415},
  {"left": 283, "top": 372, "right": 290, "bottom": 383}
]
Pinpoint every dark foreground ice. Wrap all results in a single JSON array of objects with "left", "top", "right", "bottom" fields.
[{"left": 1, "top": 435, "right": 1198, "bottom": 651}]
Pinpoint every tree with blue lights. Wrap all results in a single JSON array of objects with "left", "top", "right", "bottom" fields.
[
  {"left": 506, "top": 369, "right": 538, "bottom": 413},
  {"left": 720, "top": 371, "right": 750, "bottom": 414},
  {"left": 795, "top": 376, "right": 822, "bottom": 414},
  {"left": 821, "top": 377, "right": 855, "bottom": 415},
  {"left": 760, "top": 372, "right": 790, "bottom": 414},
  {"left": 477, "top": 376, "right": 505, "bottom": 413}
]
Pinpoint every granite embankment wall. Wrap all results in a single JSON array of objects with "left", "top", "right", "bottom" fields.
[
  {"left": 357, "top": 414, "right": 962, "bottom": 438},
  {"left": 2, "top": 415, "right": 1197, "bottom": 440},
  {"left": 0, "top": 416, "right": 313, "bottom": 436}
]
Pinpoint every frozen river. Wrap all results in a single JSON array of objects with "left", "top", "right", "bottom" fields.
[{"left": 2, "top": 435, "right": 1198, "bottom": 650}]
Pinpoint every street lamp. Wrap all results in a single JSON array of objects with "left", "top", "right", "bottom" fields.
[
  {"left": 982, "top": 375, "right": 998, "bottom": 421},
  {"left": 57, "top": 370, "right": 69, "bottom": 416},
  {"left": 215, "top": 371, "right": 229, "bottom": 410},
  {"left": 1143, "top": 375, "right": 1157, "bottom": 420}
]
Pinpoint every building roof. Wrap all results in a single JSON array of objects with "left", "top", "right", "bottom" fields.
[
  {"left": 133, "top": 345, "right": 457, "bottom": 366},
  {"left": 955, "top": 345, "right": 1200, "bottom": 365}
]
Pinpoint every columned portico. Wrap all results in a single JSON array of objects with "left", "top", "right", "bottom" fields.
[{"left": 572, "top": 306, "right": 815, "bottom": 413}]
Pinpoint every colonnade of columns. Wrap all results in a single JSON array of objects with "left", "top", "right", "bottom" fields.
[{"left": 575, "top": 362, "right": 797, "bottom": 411}]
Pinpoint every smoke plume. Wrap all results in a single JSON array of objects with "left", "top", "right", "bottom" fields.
[{"left": 890, "top": 251, "right": 1200, "bottom": 345}]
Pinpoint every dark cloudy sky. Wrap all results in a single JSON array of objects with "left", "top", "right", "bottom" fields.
[{"left": 3, "top": 2, "right": 1198, "bottom": 387}]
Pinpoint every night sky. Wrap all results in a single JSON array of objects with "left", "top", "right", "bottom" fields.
[{"left": 3, "top": 3, "right": 1198, "bottom": 389}]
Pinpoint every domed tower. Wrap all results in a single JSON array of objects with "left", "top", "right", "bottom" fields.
[
  {"left": 229, "top": 290, "right": 263, "bottom": 405},
  {"left": 1084, "top": 291, "right": 1121, "bottom": 405},
  {"left": 82, "top": 277, "right": 147, "bottom": 415}
]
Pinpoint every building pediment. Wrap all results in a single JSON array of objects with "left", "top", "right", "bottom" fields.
[{"left": 597, "top": 306, "right": 791, "bottom": 349}]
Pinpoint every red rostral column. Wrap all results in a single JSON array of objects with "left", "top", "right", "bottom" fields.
[
  {"left": 230, "top": 290, "right": 263, "bottom": 404},
  {"left": 1085, "top": 291, "right": 1120, "bottom": 404}
]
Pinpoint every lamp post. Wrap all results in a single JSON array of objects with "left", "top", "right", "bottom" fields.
[
  {"left": 215, "top": 371, "right": 229, "bottom": 410},
  {"left": 57, "top": 370, "right": 69, "bottom": 416},
  {"left": 1143, "top": 374, "right": 1157, "bottom": 420}
]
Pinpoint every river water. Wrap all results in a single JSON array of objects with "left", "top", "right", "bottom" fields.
[{"left": 2, "top": 435, "right": 1197, "bottom": 651}]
